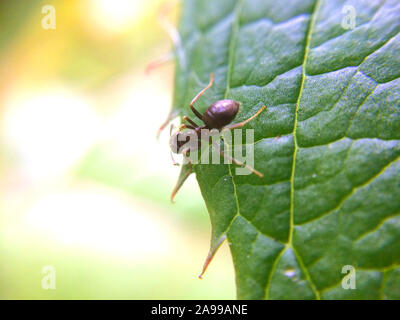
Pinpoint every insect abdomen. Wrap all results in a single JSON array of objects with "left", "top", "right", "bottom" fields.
[{"left": 202, "top": 99, "right": 240, "bottom": 129}]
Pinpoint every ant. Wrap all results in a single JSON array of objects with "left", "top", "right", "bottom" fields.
[{"left": 170, "top": 74, "right": 266, "bottom": 201}]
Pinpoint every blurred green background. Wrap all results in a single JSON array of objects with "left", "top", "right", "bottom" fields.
[{"left": 0, "top": 0, "right": 235, "bottom": 299}]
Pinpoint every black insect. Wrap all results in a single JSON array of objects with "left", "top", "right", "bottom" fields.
[{"left": 169, "top": 74, "right": 266, "bottom": 201}]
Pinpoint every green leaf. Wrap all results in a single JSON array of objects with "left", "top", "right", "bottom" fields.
[{"left": 172, "top": 0, "right": 400, "bottom": 299}]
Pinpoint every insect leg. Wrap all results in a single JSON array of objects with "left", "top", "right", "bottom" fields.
[
  {"left": 159, "top": 1, "right": 183, "bottom": 55},
  {"left": 170, "top": 151, "right": 179, "bottom": 166},
  {"left": 169, "top": 123, "right": 175, "bottom": 136},
  {"left": 211, "top": 142, "right": 264, "bottom": 178},
  {"left": 183, "top": 116, "right": 199, "bottom": 128},
  {"left": 178, "top": 123, "right": 195, "bottom": 131},
  {"left": 223, "top": 105, "right": 266, "bottom": 130},
  {"left": 190, "top": 74, "right": 214, "bottom": 121},
  {"left": 146, "top": 1, "right": 185, "bottom": 74},
  {"left": 145, "top": 52, "right": 174, "bottom": 74},
  {"left": 156, "top": 110, "right": 179, "bottom": 140}
]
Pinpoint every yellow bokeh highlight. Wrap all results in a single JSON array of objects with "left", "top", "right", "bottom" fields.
[{"left": 0, "top": 0, "right": 235, "bottom": 299}]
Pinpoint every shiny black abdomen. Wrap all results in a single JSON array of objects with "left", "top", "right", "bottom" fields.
[{"left": 202, "top": 99, "right": 240, "bottom": 129}]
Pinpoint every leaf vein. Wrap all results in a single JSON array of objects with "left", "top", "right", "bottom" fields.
[{"left": 296, "top": 155, "right": 400, "bottom": 226}]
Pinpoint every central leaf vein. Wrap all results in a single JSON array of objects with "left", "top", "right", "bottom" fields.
[{"left": 286, "top": 0, "right": 321, "bottom": 300}]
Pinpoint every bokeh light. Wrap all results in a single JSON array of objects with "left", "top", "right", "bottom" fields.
[{"left": 0, "top": 0, "right": 235, "bottom": 299}]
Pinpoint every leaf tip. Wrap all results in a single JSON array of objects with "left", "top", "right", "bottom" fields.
[{"left": 198, "top": 234, "right": 227, "bottom": 280}]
